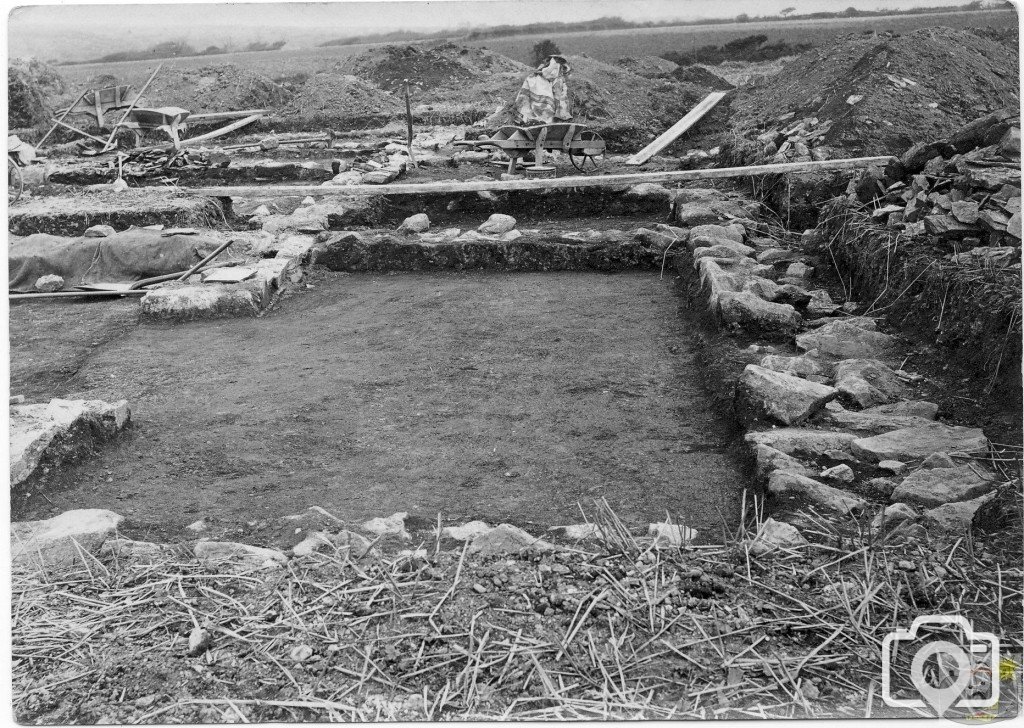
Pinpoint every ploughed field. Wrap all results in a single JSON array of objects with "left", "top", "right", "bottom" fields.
[{"left": 10, "top": 270, "right": 746, "bottom": 540}]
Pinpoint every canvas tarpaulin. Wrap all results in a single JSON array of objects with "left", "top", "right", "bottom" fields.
[{"left": 9, "top": 229, "right": 225, "bottom": 293}]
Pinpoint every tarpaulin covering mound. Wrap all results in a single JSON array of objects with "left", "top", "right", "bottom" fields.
[{"left": 9, "top": 229, "right": 223, "bottom": 293}]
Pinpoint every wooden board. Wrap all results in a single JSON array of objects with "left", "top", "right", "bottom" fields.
[
  {"left": 192, "top": 156, "right": 895, "bottom": 198},
  {"left": 624, "top": 91, "right": 729, "bottom": 166}
]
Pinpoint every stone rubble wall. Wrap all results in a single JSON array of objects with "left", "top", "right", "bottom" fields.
[{"left": 669, "top": 185, "right": 1005, "bottom": 546}]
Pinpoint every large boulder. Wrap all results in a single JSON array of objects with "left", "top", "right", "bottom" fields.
[
  {"left": 768, "top": 470, "right": 866, "bottom": 514},
  {"left": 398, "top": 213, "right": 430, "bottom": 233},
  {"left": 12, "top": 509, "right": 123, "bottom": 569},
  {"left": 140, "top": 286, "right": 260, "bottom": 321},
  {"left": 833, "top": 359, "right": 910, "bottom": 408},
  {"left": 851, "top": 424, "right": 989, "bottom": 462},
  {"left": 745, "top": 518, "right": 808, "bottom": 555},
  {"left": 690, "top": 223, "right": 744, "bottom": 244},
  {"left": 922, "top": 493, "right": 996, "bottom": 536},
  {"left": 796, "top": 319, "right": 896, "bottom": 359},
  {"left": 478, "top": 214, "right": 517, "bottom": 235},
  {"left": 194, "top": 540, "right": 288, "bottom": 568},
  {"left": 737, "top": 365, "right": 837, "bottom": 425},
  {"left": 718, "top": 292, "right": 801, "bottom": 333},
  {"left": 890, "top": 465, "right": 997, "bottom": 508},
  {"left": 745, "top": 428, "right": 857, "bottom": 457},
  {"left": 753, "top": 444, "right": 815, "bottom": 480},
  {"left": 10, "top": 398, "right": 131, "bottom": 486},
  {"left": 469, "top": 523, "right": 553, "bottom": 556}
]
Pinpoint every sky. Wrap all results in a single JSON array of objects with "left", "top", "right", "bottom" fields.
[{"left": 5, "top": 0, "right": 997, "bottom": 59}]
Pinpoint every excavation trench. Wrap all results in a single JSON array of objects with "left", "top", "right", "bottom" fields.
[{"left": 11, "top": 269, "right": 748, "bottom": 541}]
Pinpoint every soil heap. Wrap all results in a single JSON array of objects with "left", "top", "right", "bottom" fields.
[
  {"left": 278, "top": 70, "right": 404, "bottom": 129},
  {"left": 8, "top": 58, "right": 65, "bottom": 128},
  {"left": 614, "top": 55, "right": 679, "bottom": 77},
  {"left": 143, "top": 64, "right": 291, "bottom": 113},
  {"left": 340, "top": 40, "right": 528, "bottom": 94},
  {"left": 728, "top": 27, "right": 1019, "bottom": 161}
]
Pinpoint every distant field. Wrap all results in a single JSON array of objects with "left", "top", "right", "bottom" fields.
[
  {"left": 466, "top": 9, "right": 1017, "bottom": 64},
  {"left": 55, "top": 8, "right": 1016, "bottom": 95}
]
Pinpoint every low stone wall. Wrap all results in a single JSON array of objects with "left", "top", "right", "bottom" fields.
[{"left": 668, "top": 187, "right": 1008, "bottom": 546}]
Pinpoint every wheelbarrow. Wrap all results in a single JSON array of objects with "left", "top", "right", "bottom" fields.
[
  {"left": 120, "top": 106, "right": 191, "bottom": 149},
  {"left": 454, "top": 122, "right": 606, "bottom": 174}
]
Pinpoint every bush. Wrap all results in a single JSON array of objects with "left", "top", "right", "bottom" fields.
[{"left": 531, "top": 39, "right": 562, "bottom": 66}]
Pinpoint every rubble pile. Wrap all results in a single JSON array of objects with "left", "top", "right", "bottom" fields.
[
  {"left": 728, "top": 27, "right": 1019, "bottom": 161},
  {"left": 851, "top": 108, "right": 1021, "bottom": 251}
]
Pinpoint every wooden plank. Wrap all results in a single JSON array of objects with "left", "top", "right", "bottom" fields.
[
  {"left": 37, "top": 90, "right": 90, "bottom": 147},
  {"left": 191, "top": 156, "right": 895, "bottom": 198},
  {"left": 187, "top": 110, "right": 268, "bottom": 121},
  {"left": 178, "top": 114, "right": 262, "bottom": 147},
  {"left": 625, "top": 91, "right": 729, "bottom": 166}
]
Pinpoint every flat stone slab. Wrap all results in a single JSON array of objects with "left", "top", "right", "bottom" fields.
[
  {"left": 769, "top": 470, "right": 866, "bottom": 514},
  {"left": 796, "top": 319, "right": 896, "bottom": 359},
  {"left": 737, "top": 365, "right": 837, "bottom": 425},
  {"left": 890, "top": 465, "right": 997, "bottom": 508},
  {"left": 851, "top": 423, "right": 990, "bottom": 462},
  {"left": 141, "top": 285, "right": 261, "bottom": 321},
  {"left": 12, "top": 508, "right": 123, "bottom": 569},
  {"left": 718, "top": 292, "right": 801, "bottom": 333},
  {"left": 194, "top": 540, "right": 288, "bottom": 568},
  {"left": 745, "top": 428, "right": 857, "bottom": 457},
  {"left": 819, "top": 400, "right": 938, "bottom": 434},
  {"left": 10, "top": 398, "right": 130, "bottom": 486}
]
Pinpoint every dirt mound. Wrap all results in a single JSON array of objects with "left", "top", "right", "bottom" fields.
[
  {"left": 143, "top": 64, "right": 291, "bottom": 113},
  {"left": 614, "top": 55, "right": 678, "bottom": 77},
  {"left": 729, "top": 27, "right": 1020, "bottom": 158},
  {"left": 341, "top": 40, "right": 528, "bottom": 93},
  {"left": 279, "top": 71, "right": 403, "bottom": 127},
  {"left": 8, "top": 58, "right": 65, "bottom": 128},
  {"left": 670, "top": 65, "right": 735, "bottom": 91}
]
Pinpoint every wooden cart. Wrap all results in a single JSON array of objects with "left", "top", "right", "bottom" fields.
[{"left": 454, "top": 122, "right": 606, "bottom": 174}]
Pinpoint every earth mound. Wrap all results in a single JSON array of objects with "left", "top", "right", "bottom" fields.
[
  {"left": 729, "top": 27, "right": 1020, "bottom": 159},
  {"left": 340, "top": 40, "right": 529, "bottom": 93},
  {"left": 670, "top": 65, "right": 735, "bottom": 91},
  {"left": 8, "top": 58, "right": 65, "bottom": 128},
  {"left": 614, "top": 55, "right": 679, "bottom": 78},
  {"left": 143, "top": 64, "right": 291, "bottom": 113},
  {"left": 279, "top": 71, "right": 404, "bottom": 128}
]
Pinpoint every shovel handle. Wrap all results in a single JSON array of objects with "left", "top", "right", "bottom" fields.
[{"left": 175, "top": 238, "right": 235, "bottom": 283}]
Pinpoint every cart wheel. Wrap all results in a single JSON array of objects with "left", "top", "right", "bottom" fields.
[
  {"left": 568, "top": 130, "right": 606, "bottom": 174},
  {"left": 8, "top": 159, "right": 23, "bottom": 204}
]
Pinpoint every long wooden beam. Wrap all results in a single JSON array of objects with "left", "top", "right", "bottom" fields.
[
  {"left": 191, "top": 156, "right": 894, "bottom": 198},
  {"left": 625, "top": 91, "right": 729, "bottom": 166},
  {"left": 188, "top": 109, "right": 268, "bottom": 121}
]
